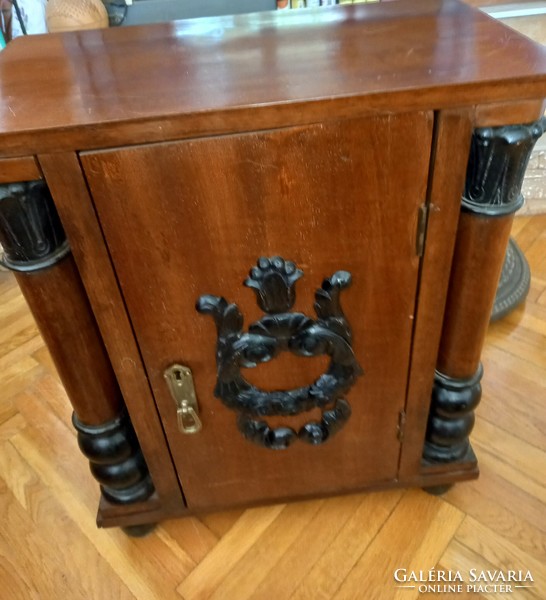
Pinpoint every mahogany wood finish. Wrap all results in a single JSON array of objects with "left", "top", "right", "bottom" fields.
[
  {"left": 81, "top": 113, "right": 433, "bottom": 509},
  {"left": 0, "top": 0, "right": 546, "bottom": 156},
  {"left": 0, "top": 156, "right": 41, "bottom": 184},
  {"left": 0, "top": 0, "right": 545, "bottom": 528},
  {"left": 15, "top": 257, "right": 121, "bottom": 425},
  {"left": 474, "top": 99, "right": 546, "bottom": 128},
  {"left": 398, "top": 109, "right": 474, "bottom": 479},
  {"left": 37, "top": 152, "right": 184, "bottom": 513},
  {"left": 437, "top": 214, "right": 515, "bottom": 378}
]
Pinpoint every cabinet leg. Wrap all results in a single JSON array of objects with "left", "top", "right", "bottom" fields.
[
  {"left": 0, "top": 180, "right": 155, "bottom": 507},
  {"left": 424, "top": 118, "right": 544, "bottom": 465}
]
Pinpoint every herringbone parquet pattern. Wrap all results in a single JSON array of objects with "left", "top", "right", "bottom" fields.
[{"left": 1, "top": 215, "right": 545, "bottom": 600}]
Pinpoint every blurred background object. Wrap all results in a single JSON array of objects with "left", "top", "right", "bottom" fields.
[
  {"left": 1, "top": 0, "right": 12, "bottom": 42},
  {"left": 46, "top": 0, "right": 108, "bottom": 33},
  {"left": 11, "top": 0, "right": 46, "bottom": 38},
  {"left": 102, "top": 0, "right": 127, "bottom": 26}
]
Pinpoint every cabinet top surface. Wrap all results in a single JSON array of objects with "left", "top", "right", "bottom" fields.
[{"left": 1, "top": 0, "right": 546, "bottom": 154}]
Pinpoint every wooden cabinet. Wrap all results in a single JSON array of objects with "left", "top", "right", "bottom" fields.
[{"left": 1, "top": 0, "right": 545, "bottom": 529}]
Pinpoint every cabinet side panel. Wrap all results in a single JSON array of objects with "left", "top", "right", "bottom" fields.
[
  {"left": 398, "top": 109, "right": 473, "bottom": 478},
  {"left": 38, "top": 152, "right": 184, "bottom": 513}
]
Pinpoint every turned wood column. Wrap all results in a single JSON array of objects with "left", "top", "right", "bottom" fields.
[
  {"left": 423, "top": 118, "right": 545, "bottom": 464},
  {"left": 0, "top": 180, "right": 154, "bottom": 504}
]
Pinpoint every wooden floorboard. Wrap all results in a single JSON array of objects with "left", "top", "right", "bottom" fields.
[{"left": 1, "top": 215, "right": 545, "bottom": 599}]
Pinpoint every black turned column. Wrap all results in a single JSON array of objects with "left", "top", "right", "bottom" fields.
[
  {"left": 423, "top": 118, "right": 545, "bottom": 466},
  {"left": 0, "top": 180, "right": 154, "bottom": 506},
  {"left": 424, "top": 365, "right": 483, "bottom": 463},
  {"left": 73, "top": 412, "right": 154, "bottom": 504}
]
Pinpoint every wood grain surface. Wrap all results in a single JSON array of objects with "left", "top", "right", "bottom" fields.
[
  {"left": 14, "top": 256, "right": 121, "bottom": 424},
  {"left": 398, "top": 109, "right": 474, "bottom": 478},
  {"left": 1, "top": 214, "right": 544, "bottom": 597},
  {"left": 81, "top": 113, "right": 433, "bottom": 509},
  {"left": 0, "top": 157, "right": 41, "bottom": 184},
  {"left": 1, "top": 0, "right": 546, "bottom": 156},
  {"left": 437, "top": 213, "right": 515, "bottom": 379},
  {"left": 37, "top": 152, "right": 184, "bottom": 514}
]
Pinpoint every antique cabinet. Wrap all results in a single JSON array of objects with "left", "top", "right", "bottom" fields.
[{"left": 1, "top": 0, "right": 545, "bottom": 531}]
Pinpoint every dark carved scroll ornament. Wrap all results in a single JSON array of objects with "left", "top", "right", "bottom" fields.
[
  {"left": 197, "top": 257, "right": 363, "bottom": 450},
  {"left": 0, "top": 180, "right": 70, "bottom": 271},
  {"left": 464, "top": 118, "right": 546, "bottom": 216}
]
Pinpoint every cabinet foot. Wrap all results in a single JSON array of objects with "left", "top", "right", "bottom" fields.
[
  {"left": 423, "top": 484, "right": 453, "bottom": 496},
  {"left": 121, "top": 523, "right": 157, "bottom": 538}
]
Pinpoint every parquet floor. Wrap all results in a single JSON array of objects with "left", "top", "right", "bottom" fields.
[{"left": 1, "top": 215, "right": 545, "bottom": 600}]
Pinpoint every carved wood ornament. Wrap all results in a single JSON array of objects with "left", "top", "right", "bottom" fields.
[{"left": 197, "top": 257, "right": 363, "bottom": 449}]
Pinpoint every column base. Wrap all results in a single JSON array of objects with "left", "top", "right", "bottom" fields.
[
  {"left": 423, "top": 366, "right": 483, "bottom": 464},
  {"left": 73, "top": 411, "right": 155, "bottom": 505}
]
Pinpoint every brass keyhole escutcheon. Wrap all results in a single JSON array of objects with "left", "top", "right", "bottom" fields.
[{"left": 164, "top": 364, "right": 202, "bottom": 434}]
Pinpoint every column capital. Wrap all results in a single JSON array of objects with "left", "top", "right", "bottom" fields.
[
  {"left": 463, "top": 118, "right": 545, "bottom": 216},
  {"left": 0, "top": 180, "right": 69, "bottom": 272}
]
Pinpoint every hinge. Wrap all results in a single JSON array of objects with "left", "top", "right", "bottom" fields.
[
  {"left": 397, "top": 409, "right": 407, "bottom": 442},
  {"left": 416, "top": 204, "right": 429, "bottom": 257}
]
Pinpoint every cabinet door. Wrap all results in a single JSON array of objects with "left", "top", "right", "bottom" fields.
[{"left": 81, "top": 113, "right": 433, "bottom": 510}]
